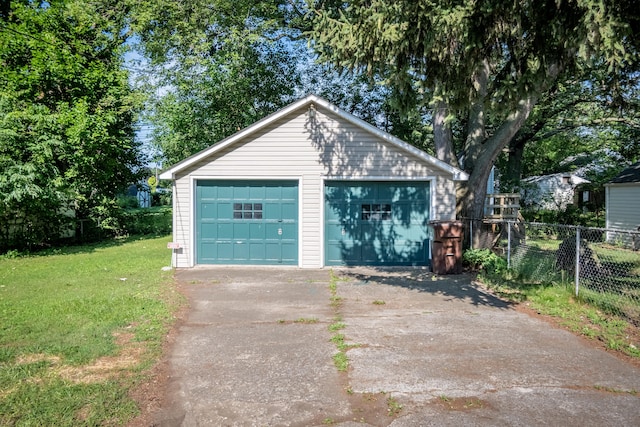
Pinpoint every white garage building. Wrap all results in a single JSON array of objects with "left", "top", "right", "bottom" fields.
[{"left": 160, "top": 95, "right": 468, "bottom": 268}]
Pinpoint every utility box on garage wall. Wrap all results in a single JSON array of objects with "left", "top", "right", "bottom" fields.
[{"left": 430, "top": 221, "right": 464, "bottom": 274}]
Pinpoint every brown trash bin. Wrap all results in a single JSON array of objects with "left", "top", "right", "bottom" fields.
[{"left": 430, "top": 221, "right": 464, "bottom": 274}]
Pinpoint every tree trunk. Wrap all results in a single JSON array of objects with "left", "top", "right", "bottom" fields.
[
  {"left": 464, "top": 59, "right": 489, "bottom": 167},
  {"left": 433, "top": 99, "right": 458, "bottom": 168},
  {"left": 458, "top": 95, "right": 539, "bottom": 247},
  {"left": 502, "top": 138, "right": 526, "bottom": 192}
]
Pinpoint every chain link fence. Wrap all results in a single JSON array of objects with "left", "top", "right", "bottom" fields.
[{"left": 468, "top": 220, "right": 640, "bottom": 322}]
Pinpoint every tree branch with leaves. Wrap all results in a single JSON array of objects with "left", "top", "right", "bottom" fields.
[{"left": 310, "top": 0, "right": 638, "bottom": 238}]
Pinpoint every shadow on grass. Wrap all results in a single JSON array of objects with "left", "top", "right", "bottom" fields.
[
  {"left": 336, "top": 267, "right": 514, "bottom": 310},
  {"left": 4, "top": 234, "right": 171, "bottom": 259}
]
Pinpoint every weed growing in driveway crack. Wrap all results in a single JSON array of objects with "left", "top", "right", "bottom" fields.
[
  {"left": 387, "top": 396, "right": 403, "bottom": 416},
  {"left": 293, "top": 317, "right": 319, "bottom": 324},
  {"left": 331, "top": 333, "right": 346, "bottom": 346},
  {"left": 333, "top": 352, "right": 349, "bottom": 371},
  {"left": 372, "top": 300, "right": 386, "bottom": 305},
  {"left": 330, "top": 295, "right": 343, "bottom": 309},
  {"left": 328, "top": 270, "right": 359, "bottom": 372},
  {"left": 329, "top": 322, "right": 346, "bottom": 331},
  {"left": 594, "top": 385, "right": 638, "bottom": 395}
]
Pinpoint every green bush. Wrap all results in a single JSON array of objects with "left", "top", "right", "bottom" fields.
[
  {"left": 521, "top": 206, "right": 605, "bottom": 227},
  {"left": 117, "top": 195, "right": 140, "bottom": 210},
  {"left": 463, "top": 249, "right": 508, "bottom": 275},
  {"left": 152, "top": 191, "right": 172, "bottom": 207},
  {"left": 121, "top": 207, "right": 172, "bottom": 235}
]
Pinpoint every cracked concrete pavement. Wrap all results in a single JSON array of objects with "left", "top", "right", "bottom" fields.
[{"left": 152, "top": 267, "right": 640, "bottom": 426}]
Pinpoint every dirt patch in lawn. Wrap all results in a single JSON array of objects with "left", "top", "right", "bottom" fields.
[
  {"left": 14, "top": 330, "right": 145, "bottom": 385},
  {"left": 16, "top": 353, "right": 62, "bottom": 365},
  {"left": 57, "top": 331, "right": 145, "bottom": 384}
]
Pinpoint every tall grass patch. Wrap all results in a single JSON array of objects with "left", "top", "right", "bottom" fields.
[
  {"left": 467, "top": 242, "right": 640, "bottom": 360},
  {"left": 0, "top": 235, "right": 178, "bottom": 425}
]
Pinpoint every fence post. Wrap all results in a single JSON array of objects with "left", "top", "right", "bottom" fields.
[
  {"left": 575, "top": 227, "right": 580, "bottom": 296},
  {"left": 507, "top": 221, "right": 511, "bottom": 269}
]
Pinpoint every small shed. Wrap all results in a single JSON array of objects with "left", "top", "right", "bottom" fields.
[
  {"left": 159, "top": 95, "right": 468, "bottom": 268},
  {"left": 606, "top": 162, "right": 640, "bottom": 244}
]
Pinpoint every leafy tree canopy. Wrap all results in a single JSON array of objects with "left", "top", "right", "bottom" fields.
[
  {"left": 0, "top": 0, "right": 142, "bottom": 249},
  {"left": 500, "top": 64, "right": 640, "bottom": 190},
  {"left": 130, "top": 0, "right": 306, "bottom": 166},
  {"left": 129, "top": 0, "right": 435, "bottom": 167},
  {"left": 310, "top": 0, "right": 639, "bottom": 222}
]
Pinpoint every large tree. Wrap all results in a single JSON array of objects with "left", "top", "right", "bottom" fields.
[
  {"left": 130, "top": 0, "right": 433, "bottom": 167},
  {"left": 500, "top": 64, "right": 640, "bottom": 190},
  {"left": 310, "top": 0, "right": 639, "bottom": 232},
  {"left": 0, "top": 0, "right": 142, "bottom": 249},
  {"left": 131, "top": 0, "right": 305, "bottom": 166}
]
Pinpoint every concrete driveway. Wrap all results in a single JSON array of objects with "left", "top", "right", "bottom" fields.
[{"left": 153, "top": 267, "right": 640, "bottom": 426}]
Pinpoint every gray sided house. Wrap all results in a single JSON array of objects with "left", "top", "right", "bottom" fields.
[
  {"left": 606, "top": 162, "right": 640, "bottom": 245},
  {"left": 521, "top": 173, "right": 590, "bottom": 211},
  {"left": 159, "top": 95, "right": 468, "bottom": 268}
]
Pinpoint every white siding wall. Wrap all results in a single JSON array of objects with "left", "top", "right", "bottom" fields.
[
  {"left": 522, "top": 175, "right": 580, "bottom": 210},
  {"left": 607, "top": 184, "right": 640, "bottom": 231},
  {"left": 172, "top": 106, "right": 457, "bottom": 267}
]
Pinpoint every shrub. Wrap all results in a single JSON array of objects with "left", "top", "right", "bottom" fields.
[
  {"left": 117, "top": 195, "right": 141, "bottom": 209},
  {"left": 463, "top": 249, "right": 508, "bottom": 275},
  {"left": 152, "top": 191, "right": 172, "bottom": 207},
  {"left": 121, "top": 207, "right": 172, "bottom": 235},
  {"left": 521, "top": 206, "right": 605, "bottom": 228}
]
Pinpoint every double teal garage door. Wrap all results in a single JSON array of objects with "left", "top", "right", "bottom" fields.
[{"left": 195, "top": 180, "right": 430, "bottom": 266}]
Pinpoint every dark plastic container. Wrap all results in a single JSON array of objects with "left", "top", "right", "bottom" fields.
[{"left": 430, "top": 221, "right": 464, "bottom": 274}]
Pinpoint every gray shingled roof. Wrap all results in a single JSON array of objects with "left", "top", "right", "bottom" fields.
[{"left": 610, "top": 161, "right": 640, "bottom": 184}]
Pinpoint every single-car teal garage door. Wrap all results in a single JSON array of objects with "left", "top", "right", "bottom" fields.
[
  {"left": 196, "top": 180, "right": 298, "bottom": 265},
  {"left": 325, "top": 181, "right": 430, "bottom": 266}
]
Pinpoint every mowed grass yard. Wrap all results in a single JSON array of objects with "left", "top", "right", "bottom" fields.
[{"left": 0, "top": 236, "right": 180, "bottom": 426}]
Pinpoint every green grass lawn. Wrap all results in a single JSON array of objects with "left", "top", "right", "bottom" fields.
[
  {"left": 0, "top": 235, "right": 180, "bottom": 426},
  {"left": 477, "top": 240, "right": 640, "bottom": 360}
]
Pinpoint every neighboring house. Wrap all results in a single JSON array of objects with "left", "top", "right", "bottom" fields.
[
  {"left": 521, "top": 173, "right": 590, "bottom": 211},
  {"left": 606, "top": 161, "right": 640, "bottom": 247},
  {"left": 159, "top": 94, "right": 468, "bottom": 268}
]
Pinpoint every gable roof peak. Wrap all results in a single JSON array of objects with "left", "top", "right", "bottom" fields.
[{"left": 159, "top": 94, "right": 468, "bottom": 181}]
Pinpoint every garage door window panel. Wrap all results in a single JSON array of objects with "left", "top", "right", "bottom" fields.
[
  {"left": 361, "top": 203, "right": 392, "bottom": 221},
  {"left": 233, "top": 202, "right": 262, "bottom": 220}
]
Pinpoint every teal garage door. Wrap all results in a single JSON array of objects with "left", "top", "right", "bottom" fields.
[
  {"left": 196, "top": 180, "right": 298, "bottom": 265},
  {"left": 325, "top": 181, "right": 430, "bottom": 266}
]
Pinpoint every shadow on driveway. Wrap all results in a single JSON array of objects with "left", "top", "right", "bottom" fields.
[
  {"left": 338, "top": 267, "right": 512, "bottom": 309},
  {"left": 151, "top": 266, "right": 640, "bottom": 427}
]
